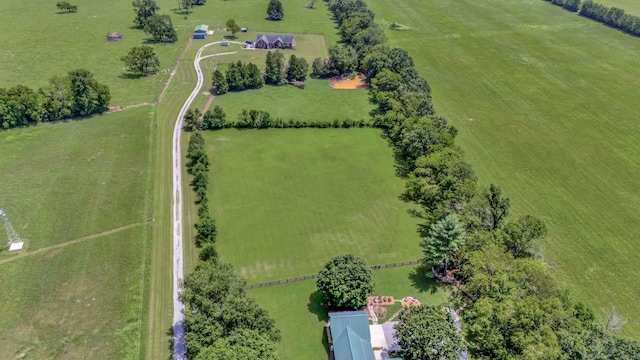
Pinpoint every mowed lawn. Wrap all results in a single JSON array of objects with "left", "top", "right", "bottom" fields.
[
  {"left": 596, "top": 0, "right": 640, "bottom": 15},
  {"left": 0, "top": 109, "right": 153, "bottom": 358},
  {"left": 0, "top": 108, "right": 152, "bottom": 251},
  {"left": 0, "top": 0, "right": 193, "bottom": 106},
  {"left": 0, "top": 227, "right": 149, "bottom": 360},
  {"left": 366, "top": 0, "right": 640, "bottom": 337},
  {"left": 248, "top": 265, "right": 450, "bottom": 360},
  {"left": 206, "top": 129, "right": 422, "bottom": 283}
]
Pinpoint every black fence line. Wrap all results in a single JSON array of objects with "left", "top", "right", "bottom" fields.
[{"left": 245, "top": 259, "right": 422, "bottom": 289}]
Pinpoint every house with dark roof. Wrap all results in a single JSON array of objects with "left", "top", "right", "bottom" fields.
[
  {"left": 193, "top": 24, "right": 209, "bottom": 39},
  {"left": 255, "top": 33, "right": 295, "bottom": 49},
  {"left": 327, "top": 311, "right": 375, "bottom": 360}
]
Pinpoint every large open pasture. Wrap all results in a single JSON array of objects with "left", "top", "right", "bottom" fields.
[
  {"left": 0, "top": 107, "right": 153, "bottom": 358},
  {"left": 366, "top": 0, "right": 640, "bottom": 337},
  {"left": 205, "top": 129, "right": 422, "bottom": 283}
]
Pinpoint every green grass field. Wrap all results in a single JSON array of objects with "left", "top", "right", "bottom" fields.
[
  {"left": 596, "top": 0, "right": 640, "bottom": 15},
  {"left": 248, "top": 265, "right": 450, "bottom": 360},
  {"left": 366, "top": 0, "right": 640, "bottom": 338},
  {"left": 205, "top": 129, "right": 422, "bottom": 283},
  {"left": 0, "top": 107, "right": 153, "bottom": 359}
]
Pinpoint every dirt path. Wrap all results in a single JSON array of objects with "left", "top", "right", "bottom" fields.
[
  {"left": 0, "top": 222, "right": 146, "bottom": 266},
  {"left": 171, "top": 40, "right": 243, "bottom": 360},
  {"left": 108, "top": 102, "right": 153, "bottom": 113},
  {"left": 159, "top": 39, "right": 193, "bottom": 104}
]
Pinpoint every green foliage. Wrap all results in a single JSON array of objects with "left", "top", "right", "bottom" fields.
[
  {"left": 267, "top": 0, "right": 284, "bottom": 20},
  {"left": 184, "top": 108, "right": 203, "bottom": 131},
  {"left": 578, "top": 0, "right": 640, "bottom": 35},
  {"left": 212, "top": 69, "right": 228, "bottom": 95},
  {"left": 132, "top": 0, "right": 159, "bottom": 28},
  {"left": 226, "top": 19, "right": 241, "bottom": 37},
  {"left": 144, "top": 14, "right": 178, "bottom": 43},
  {"left": 121, "top": 45, "right": 160, "bottom": 76},
  {"left": 225, "top": 61, "right": 263, "bottom": 91},
  {"left": 181, "top": 261, "right": 280, "bottom": 359},
  {"left": 203, "top": 105, "right": 227, "bottom": 129},
  {"left": 394, "top": 306, "right": 466, "bottom": 360},
  {"left": 199, "top": 243, "right": 219, "bottom": 262},
  {"left": 181, "top": 0, "right": 194, "bottom": 13},
  {"left": 194, "top": 329, "right": 279, "bottom": 360},
  {"left": 420, "top": 214, "right": 466, "bottom": 273},
  {"left": 265, "top": 51, "right": 286, "bottom": 85},
  {"left": 327, "top": 45, "right": 356, "bottom": 75},
  {"left": 286, "top": 55, "right": 309, "bottom": 82},
  {"left": 316, "top": 254, "right": 374, "bottom": 310},
  {"left": 194, "top": 215, "right": 217, "bottom": 247},
  {"left": 56, "top": 1, "right": 77, "bottom": 13},
  {"left": 503, "top": 215, "right": 547, "bottom": 258}
]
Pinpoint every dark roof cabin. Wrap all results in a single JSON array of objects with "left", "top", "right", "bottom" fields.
[
  {"left": 255, "top": 33, "right": 295, "bottom": 49},
  {"left": 193, "top": 24, "right": 209, "bottom": 39},
  {"left": 107, "top": 32, "right": 122, "bottom": 41}
]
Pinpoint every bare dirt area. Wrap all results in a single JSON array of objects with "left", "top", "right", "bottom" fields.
[{"left": 330, "top": 74, "right": 368, "bottom": 89}]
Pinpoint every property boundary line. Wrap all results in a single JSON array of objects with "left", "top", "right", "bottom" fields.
[{"left": 244, "top": 259, "right": 422, "bottom": 289}]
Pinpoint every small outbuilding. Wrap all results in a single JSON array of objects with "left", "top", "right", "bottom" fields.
[
  {"left": 255, "top": 33, "right": 295, "bottom": 49},
  {"left": 193, "top": 24, "right": 209, "bottom": 39},
  {"left": 107, "top": 32, "right": 122, "bottom": 41}
]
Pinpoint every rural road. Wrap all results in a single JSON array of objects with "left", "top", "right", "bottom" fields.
[{"left": 171, "top": 41, "right": 241, "bottom": 360}]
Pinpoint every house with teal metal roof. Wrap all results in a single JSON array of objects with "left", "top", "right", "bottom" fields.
[
  {"left": 328, "top": 311, "right": 375, "bottom": 360},
  {"left": 193, "top": 24, "right": 209, "bottom": 39}
]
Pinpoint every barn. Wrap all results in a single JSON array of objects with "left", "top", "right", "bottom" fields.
[
  {"left": 193, "top": 24, "right": 209, "bottom": 39},
  {"left": 255, "top": 33, "right": 295, "bottom": 49}
]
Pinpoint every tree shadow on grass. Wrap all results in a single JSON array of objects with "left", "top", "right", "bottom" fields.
[
  {"left": 307, "top": 291, "right": 328, "bottom": 322},
  {"left": 308, "top": 291, "right": 330, "bottom": 356},
  {"left": 409, "top": 264, "right": 440, "bottom": 295},
  {"left": 119, "top": 73, "right": 145, "bottom": 80}
]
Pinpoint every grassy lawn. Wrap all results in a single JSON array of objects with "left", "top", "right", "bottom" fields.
[
  {"left": 210, "top": 78, "right": 372, "bottom": 123},
  {"left": 248, "top": 265, "right": 450, "bottom": 360},
  {"left": 0, "top": 227, "right": 150, "bottom": 360},
  {"left": 366, "top": 0, "right": 640, "bottom": 338},
  {"left": 0, "top": 108, "right": 152, "bottom": 252},
  {"left": 206, "top": 129, "right": 422, "bottom": 283},
  {"left": 596, "top": 0, "right": 640, "bottom": 15},
  {"left": 0, "top": 107, "right": 154, "bottom": 358},
  {"left": 0, "top": 0, "right": 192, "bottom": 106}
]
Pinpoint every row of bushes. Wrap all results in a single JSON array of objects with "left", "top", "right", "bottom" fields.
[
  {"left": 0, "top": 69, "right": 110, "bottom": 130},
  {"left": 327, "top": 0, "right": 640, "bottom": 358},
  {"left": 544, "top": 0, "right": 640, "bottom": 36},
  {"left": 184, "top": 105, "right": 372, "bottom": 130},
  {"left": 182, "top": 131, "right": 281, "bottom": 359}
]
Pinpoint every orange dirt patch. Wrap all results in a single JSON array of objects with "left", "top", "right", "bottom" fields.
[
  {"left": 331, "top": 75, "right": 368, "bottom": 89},
  {"left": 401, "top": 296, "right": 421, "bottom": 308},
  {"left": 367, "top": 295, "right": 395, "bottom": 305}
]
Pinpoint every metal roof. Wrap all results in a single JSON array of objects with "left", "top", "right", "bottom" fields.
[
  {"left": 194, "top": 24, "right": 209, "bottom": 32},
  {"left": 329, "top": 311, "right": 375, "bottom": 360},
  {"left": 256, "top": 33, "right": 294, "bottom": 44}
]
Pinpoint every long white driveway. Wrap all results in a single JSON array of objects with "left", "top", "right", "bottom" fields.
[{"left": 172, "top": 41, "right": 242, "bottom": 360}]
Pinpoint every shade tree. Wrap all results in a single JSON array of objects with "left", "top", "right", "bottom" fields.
[{"left": 316, "top": 254, "right": 374, "bottom": 309}]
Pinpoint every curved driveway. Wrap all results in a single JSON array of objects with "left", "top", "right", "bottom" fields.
[{"left": 172, "top": 41, "right": 242, "bottom": 360}]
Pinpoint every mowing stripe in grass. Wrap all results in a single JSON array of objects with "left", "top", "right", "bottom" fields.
[{"left": 0, "top": 221, "right": 148, "bottom": 266}]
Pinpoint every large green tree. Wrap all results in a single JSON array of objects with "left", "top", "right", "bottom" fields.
[
  {"left": 67, "top": 69, "right": 111, "bottom": 117},
  {"left": 144, "top": 14, "right": 178, "bottom": 43},
  {"left": 121, "top": 46, "right": 159, "bottom": 76},
  {"left": 420, "top": 214, "right": 466, "bottom": 274},
  {"left": 503, "top": 215, "right": 547, "bottom": 258},
  {"left": 394, "top": 305, "right": 466, "bottom": 360},
  {"left": 212, "top": 69, "right": 228, "bottom": 95},
  {"left": 286, "top": 55, "right": 309, "bottom": 82},
  {"left": 181, "top": 0, "right": 194, "bottom": 13},
  {"left": 226, "top": 19, "right": 241, "bottom": 37},
  {"left": 132, "top": 0, "right": 159, "bottom": 28},
  {"left": 181, "top": 261, "right": 280, "bottom": 359},
  {"left": 194, "top": 329, "right": 279, "bottom": 360},
  {"left": 316, "top": 254, "right": 374, "bottom": 309},
  {"left": 264, "top": 51, "right": 286, "bottom": 85},
  {"left": 267, "top": 0, "right": 284, "bottom": 20}
]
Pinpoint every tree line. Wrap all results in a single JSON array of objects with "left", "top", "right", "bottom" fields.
[
  {"left": 212, "top": 51, "right": 310, "bottom": 95},
  {"left": 183, "top": 105, "right": 370, "bottom": 131},
  {"left": 543, "top": 0, "right": 640, "bottom": 36},
  {"left": 0, "top": 69, "right": 110, "bottom": 130},
  {"left": 326, "top": 0, "right": 640, "bottom": 358},
  {"left": 182, "top": 131, "right": 281, "bottom": 359}
]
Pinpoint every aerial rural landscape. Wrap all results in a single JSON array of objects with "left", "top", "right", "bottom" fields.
[{"left": 1, "top": 0, "right": 639, "bottom": 359}]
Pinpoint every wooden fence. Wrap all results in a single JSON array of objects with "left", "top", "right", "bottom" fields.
[{"left": 245, "top": 259, "right": 422, "bottom": 289}]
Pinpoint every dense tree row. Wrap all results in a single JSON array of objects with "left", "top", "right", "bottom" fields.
[
  {"left": 212, "top": 52, "right": 309, "bottom": 95},
  {"left": 0, "top": 69, "right": 110, "bottom": 130},
  {"left": 327, "top": 0, "right": 640, "bottom": 358},
  {"left": 543, "top": 0, "right": 640, "bottom": 36},
  {"left": 182, "top": 131, "right": 281, "bottom": 359}
]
